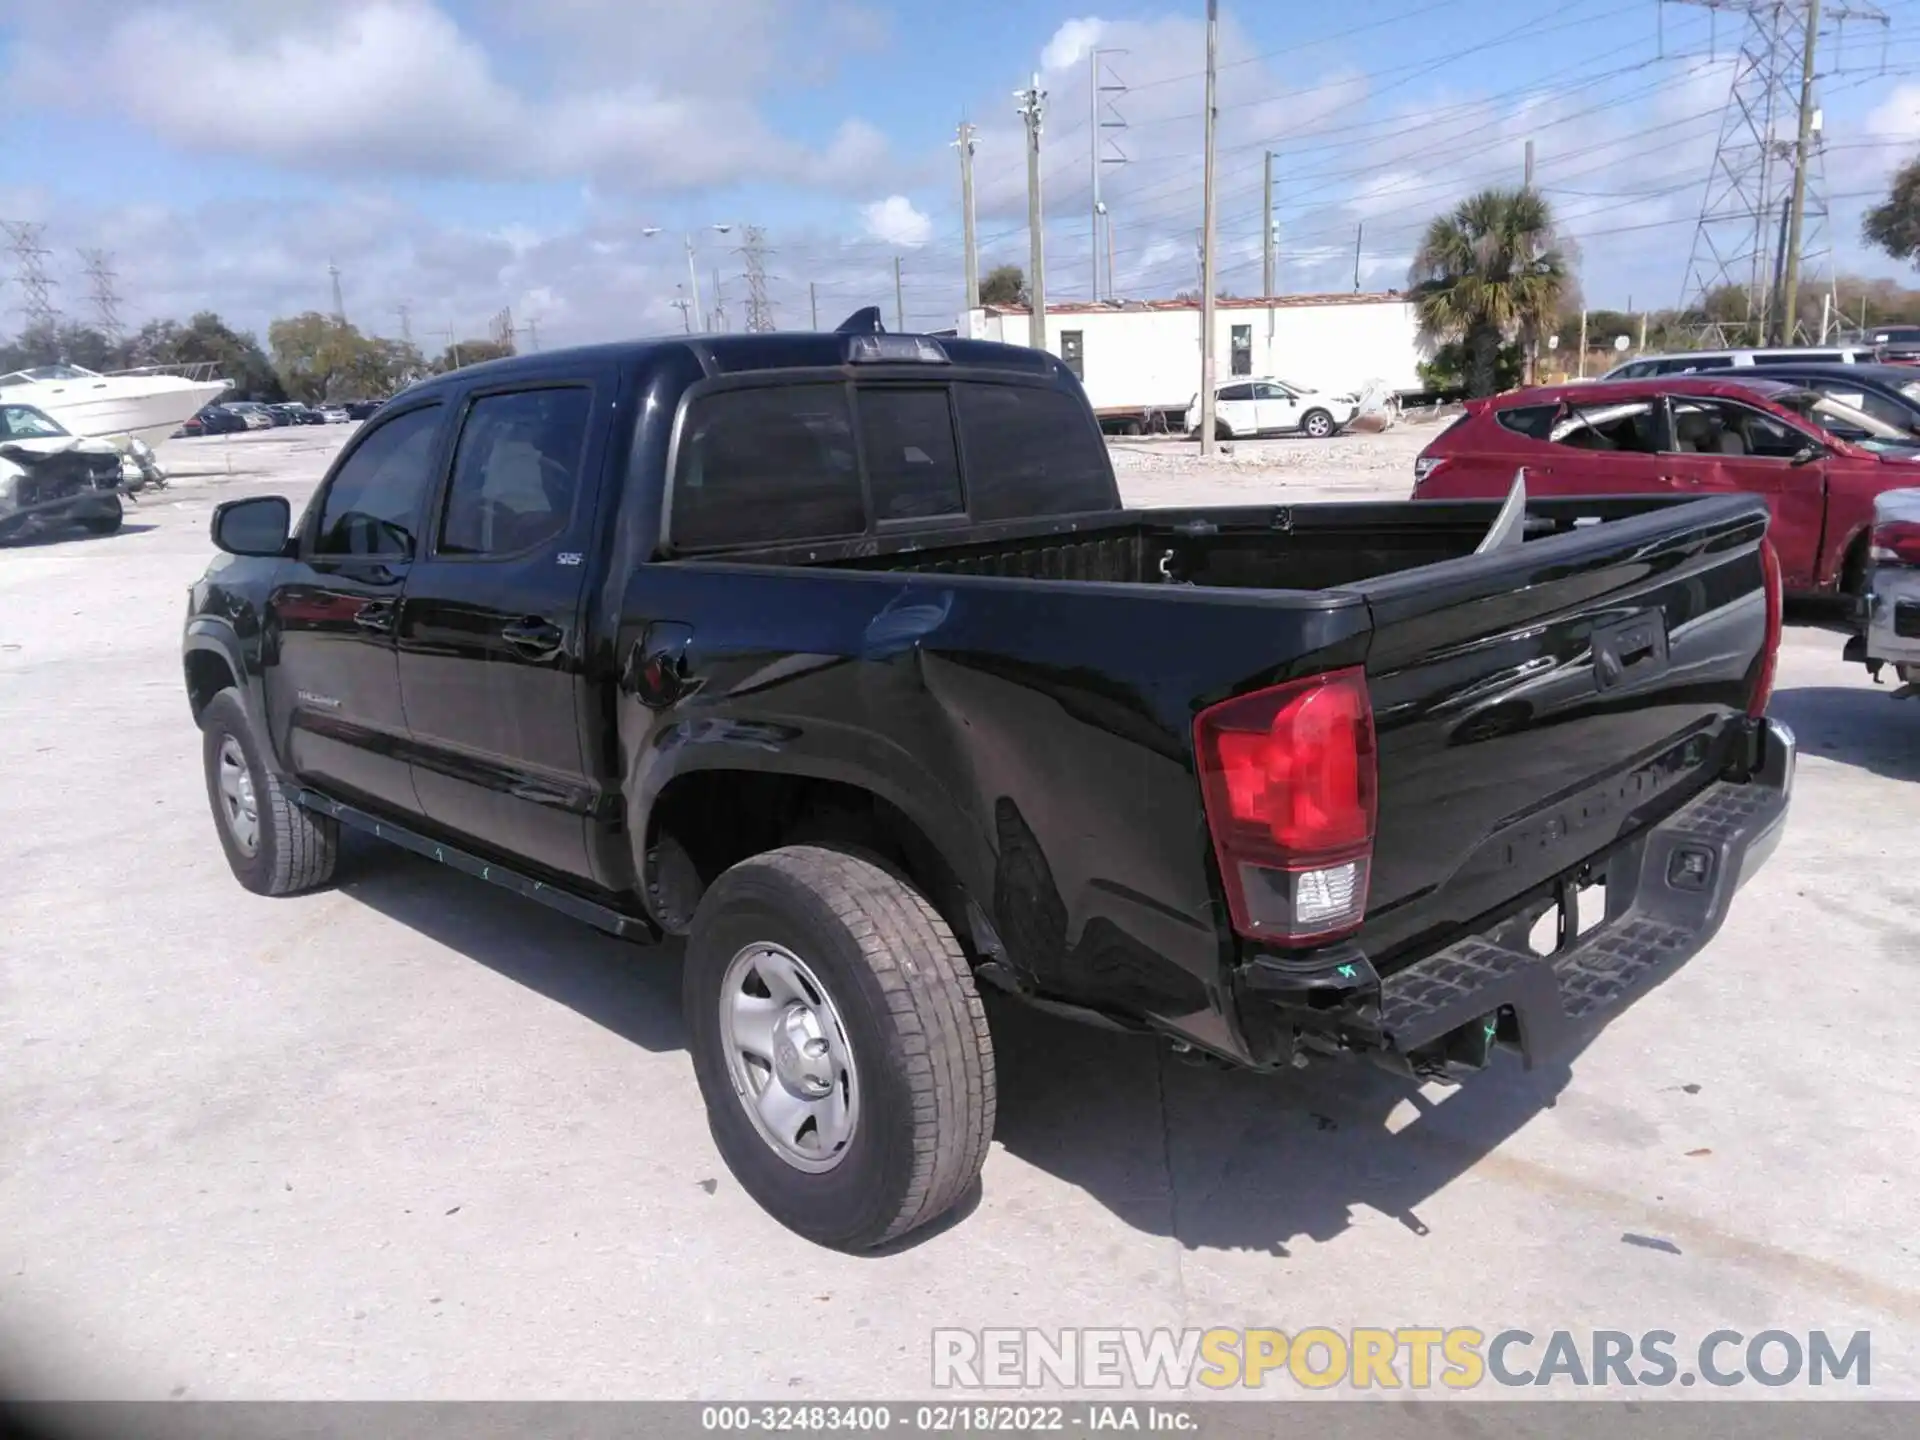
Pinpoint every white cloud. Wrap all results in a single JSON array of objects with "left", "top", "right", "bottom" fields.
[
  {"left": 2, "top": 0, "right": 901, "bottom": 195},
  {"left": 1041, "top": 18, "right": 1106, "bottom": 74},
  {"left": 862, "top": 196, "right": 933, "bottom": 248}
]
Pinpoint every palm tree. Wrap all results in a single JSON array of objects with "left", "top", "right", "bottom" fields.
[{"left": 1409, "top": 187, "right": 1568, "bottom": 397}]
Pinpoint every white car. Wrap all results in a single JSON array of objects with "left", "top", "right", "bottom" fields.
[
  {"left": 319, "top": 406, "right": 351, "bottom": 424},
  {"left": 1845, "top": 486, "right": 1920, "bottom": 697},
  {"left": 1184, "top": 378, "right": 1359, "bottom": 441},
  {"left": 1600, "top": 345, "right": 1871, "bottom": 381}
]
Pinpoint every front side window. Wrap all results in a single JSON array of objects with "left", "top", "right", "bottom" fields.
[
  {"left": 439, "top": 387, "right": 592, "bottom": 557},
  {"left": 670, "top": 384, "right": 862, "bottom": 549},
  {"left": 1666, "top": 398, "right": 1807, "bottom": 459},
  {"left": 858, "top": 388, "right": 964, "bottom": 522},
  {"left": 312, "top": 404, "right": 443, "bottom": 559}
]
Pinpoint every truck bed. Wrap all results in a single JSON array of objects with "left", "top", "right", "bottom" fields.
[{"left": 668, "top": 492, "right": 1773, "bottom": 993}]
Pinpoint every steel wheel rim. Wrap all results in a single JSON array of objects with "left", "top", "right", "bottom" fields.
[
  {"left": 216, "top": 735, "right": 260, "bottom": 856},
  {"left": 718, "top": 942, "right": 860, "bottom": 1173}
]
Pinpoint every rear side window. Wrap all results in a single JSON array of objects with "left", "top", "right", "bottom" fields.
[
  {"left": 1495, "top": 403, "right": 1560, "bottom": 440},
  {"left": 954, "top": 382, "right": 1115, "bottom": 521},
  {"left": 670, "top": 384, "right": 862, "bottom": 549},
  {"left": 857, "top": 388, "right": 964, "bottom": 522},
  {"left": 439, "top": 386, "right": 591, "bottom": 556}
]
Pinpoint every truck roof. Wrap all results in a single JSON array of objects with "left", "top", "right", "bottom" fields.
[{"left": 395, "top": 329, "right": 1073, "bottom": 400}]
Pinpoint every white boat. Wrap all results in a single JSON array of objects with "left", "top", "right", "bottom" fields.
[{"left": 0, "top": 362, "right": 228, "bottom": 446}]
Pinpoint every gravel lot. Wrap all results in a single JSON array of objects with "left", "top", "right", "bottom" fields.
[{"left": 3, "top": 423, "right": 1917, "bottom": 1401}]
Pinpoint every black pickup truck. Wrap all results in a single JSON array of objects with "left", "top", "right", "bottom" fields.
[{"left": 183, "top": 314, "right": 1796, "bottom": 1251}]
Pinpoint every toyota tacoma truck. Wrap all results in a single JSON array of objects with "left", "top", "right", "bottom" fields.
[{"left": 182, "top": 312, "right": 1796, "bottom": 1251}]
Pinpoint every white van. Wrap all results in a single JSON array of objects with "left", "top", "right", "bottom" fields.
[{"left": 1600, "top": 346, "right": 1870, "bottom": 381}]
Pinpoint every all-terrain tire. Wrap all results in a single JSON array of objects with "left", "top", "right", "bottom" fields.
[
  {"left": 200, "top": 687, "right": 339, "bottom": 896},
  {"left": 684, "top": 845, "right": 995, "bottom": 1251}
]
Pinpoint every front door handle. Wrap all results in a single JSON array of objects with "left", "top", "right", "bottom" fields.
[
  {"left": 353, "top": 600, "right": 396, "bottom": 634},
  {"left": 501, "top": 617, "right": 565, "bottom": 657}
]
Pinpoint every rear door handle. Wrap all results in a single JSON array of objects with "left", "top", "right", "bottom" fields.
[
  {"left": 501, "top": 617, "right": 565, "bottom": 657},
  {"left": 353, "top": 601, "right": 396, "bottom": 634}
]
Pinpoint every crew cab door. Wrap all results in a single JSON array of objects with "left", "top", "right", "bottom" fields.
[
  {"left": 394, "top": 374, "right": 611, "bottom": 882},
  {"left": 263, "top": 399, "right": 446, "bottom": 816},
  {"left": 1535, "top": 394, "right": 1675, "bottom": 492},
  {"left": 1660, "top": 394, "right": 1828, "bottom": 590},
  {"left": 1252, "top": 381, "right": 1299, "bottom": 433},
  {"left": 1215, "top": 382, "right": 1258, "bottom": 436}
]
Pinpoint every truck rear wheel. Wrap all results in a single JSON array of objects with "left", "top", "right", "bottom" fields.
[
  {"left": 200, "top": 688, "right": 339, "bottom": 896},
  {"left": 683, "top": 845, "right": 995, "bottom": 1251}
]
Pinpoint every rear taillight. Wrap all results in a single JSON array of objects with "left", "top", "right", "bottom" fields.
[
  {"left": 1748, "top": 538, "right": 1783, "bottom": 718},
  {"left": 1870, "top": 519, "right": 1920, "bottom": 566},
  {"left": 1194, "top": 668, "right": 1378, "bottom": 946}
]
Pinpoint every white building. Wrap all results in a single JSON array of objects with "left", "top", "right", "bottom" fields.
[{"left": 959, "top": 292, "right": 1425, "bottom": 430}]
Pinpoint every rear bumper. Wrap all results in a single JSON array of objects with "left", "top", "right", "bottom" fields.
[{"left": 1281, "top": 719, "right": 1795, "bottom": 1071}]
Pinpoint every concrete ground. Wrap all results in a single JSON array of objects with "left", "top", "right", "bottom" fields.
[{"left": 2, "top": 424, "right": 1917, "bottom": 1400}]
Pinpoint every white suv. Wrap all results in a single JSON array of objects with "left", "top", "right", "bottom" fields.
[
  {"left": 1600, "top": 346, "right": 1870, "bottom": 381},
  {"left": 1184, "top": 378, "right": 1359, "bottom": 440}
]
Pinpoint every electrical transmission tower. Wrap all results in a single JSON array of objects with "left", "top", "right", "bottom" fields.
[
  {"left": 394, "top": 301, "right": 414, "bottom": 347},
  {"left": 3, "top": 221, "right": 61, "bottom": 333},
  {"left": 328, "top": 260, "right": 348, "bottom": 325},
  {"left": 78, "top": 248, "right": 123, "bottom": 342},
  {"left": 738, "top": 226, "right": 776, "bottom": 332},
  {"left": 1672, "top": 0, "right": 1887, "bottom": 346}
]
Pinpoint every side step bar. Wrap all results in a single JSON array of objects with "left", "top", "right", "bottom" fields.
[{"left": 291, "top": 789, "right": 659, "bottom": 943}]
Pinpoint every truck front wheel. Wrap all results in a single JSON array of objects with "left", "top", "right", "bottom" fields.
[
  {"left": 200, "top": 688, "right": 339, "bottom": 896},
  {"left": 683, "top": 845, "right": 996, "bottom": 1251}
]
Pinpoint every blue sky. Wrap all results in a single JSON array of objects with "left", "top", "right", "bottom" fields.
[{"left": 2, "top": 0, "right": 1920, "bottom": 345}]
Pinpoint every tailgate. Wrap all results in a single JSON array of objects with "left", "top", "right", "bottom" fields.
[{"left": 1350, "top": 493, "right": 1775, "bottom": 971}]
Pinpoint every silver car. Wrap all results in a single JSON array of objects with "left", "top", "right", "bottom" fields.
[{"left": 1845, "top": 486, "right": 1920, "bottom": 697}]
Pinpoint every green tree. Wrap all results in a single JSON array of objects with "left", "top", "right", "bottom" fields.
[
  {"left": 131, "top": 312, "right": 284, "bottom": 400},
  {"left": 267, "top": 312, "right": 421, "bottom": 402},
  {"left": 1409, "top": 187, "right": 1569, "bottom": 397},
  {"left": 978, "top": 264, "right": 1026, "bottom": 307},
  {"left": 1864, "top": 156, "right": 1920, "bottom": 268},
  {"left": 433, "top": 338, "right": 515, "bottom": 373}
]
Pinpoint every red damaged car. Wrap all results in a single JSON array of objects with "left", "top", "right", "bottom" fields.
[{"left": 1411, "top": 375, "right": 1920, "bottom": 597}]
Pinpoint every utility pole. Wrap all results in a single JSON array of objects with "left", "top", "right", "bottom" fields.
[
  {"left": 671, "top": 291, "right": 692, "bottom": 334},
  {"left": 1353, "top": 222, "right": 1363, "bottom": 292},
  {"left": 1577, "top": 308, "right": 1589, "bottom": 380},
  {"left": 956, "top": 121, "right": 980, "bottom": 310},
  {"left": 1523, "top": 139, "right": 1537, "bottom": 382},
  {"left": 711, "top": 267, "right": 727, "bottom": 332},
  {"left": 1524, "top": 138, "right": 1535, "bottom": 190},
  {"left": 443, "top": 325, "right": 462, "bottom": 370},
  {"left": 1262, "top": 152, "right": 1277, "bottom": 301},
  {"left": 895, "top": 256, "right": 906, "bottom": 333},
  {"left": 809, "top": 282, "right": 819, "bottom": 329},
  {"left": 1778, "top": 0, "right": 1822, "bottom": 346},
  {"left": 1198, "top": 0, "right": 1220, "bottom": 457},
  {"left": 1016, "top": 73, "right": 1048, "bottom": 350},
  {"left": 1090, "top": 48, "right": 1128, "bottom": 302}
]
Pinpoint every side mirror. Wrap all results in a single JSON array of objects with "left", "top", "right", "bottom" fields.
[
  {"left": 1788, "top": 442, "right": 1827, "bottom": 467},
  {"left": 211, "top": 495, "right": 292, "bottom": 556}
]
